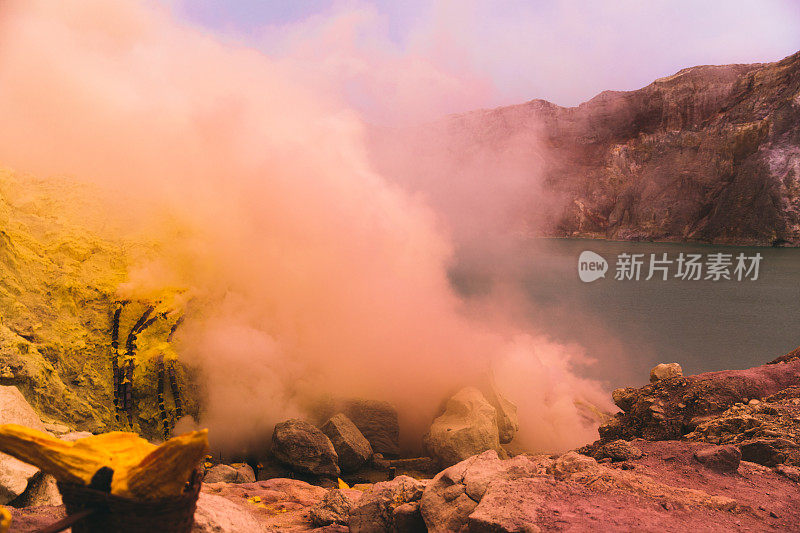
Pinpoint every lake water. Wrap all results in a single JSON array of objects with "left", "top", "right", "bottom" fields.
[{"left": 456, "top": 239, "right": 800, "bottom": 389}]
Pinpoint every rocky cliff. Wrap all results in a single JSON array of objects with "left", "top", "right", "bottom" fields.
[
  {"left": 372, "top": 51, "right": 800, "bottom": 246},
  {"left": 0, "top": 170, "right": 195, "bottom": 439}
]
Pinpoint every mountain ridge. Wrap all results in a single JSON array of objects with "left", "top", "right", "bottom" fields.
[
  {"left": 373, "top": 51, "right": 800, "bottom": 246},
  {"left": 487, "top": 51, "right": 800, "bottom": 245}
]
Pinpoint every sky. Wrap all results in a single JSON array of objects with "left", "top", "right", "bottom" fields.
[{"left": 170, "top": 0, "right": 800, "bottom": 123}]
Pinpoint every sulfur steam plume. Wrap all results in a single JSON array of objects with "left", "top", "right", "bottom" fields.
[{"left": 0, "top": 0, "right": 611, "bottom": 453}]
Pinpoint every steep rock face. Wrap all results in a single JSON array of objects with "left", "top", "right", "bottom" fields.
[
  {"left": 538, "top": 54, "right": 800, "bottom": 245},
  {"left": 372, "top": 51, "right": 800, "bottom": 246},
  {"left": 0, "top": 172, "right": 125, "bottom": 432},
  {"left": 0, "top": 171, "right": 197, "bottom": 439}
]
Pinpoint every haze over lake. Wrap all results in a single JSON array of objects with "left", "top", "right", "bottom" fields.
[{"left": 454, "top": 239, "right": 800, "bottom": 390}]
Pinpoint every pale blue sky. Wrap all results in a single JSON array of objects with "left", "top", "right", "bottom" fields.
[{"left": 171, "top": 1, "right": 800, "bottom": 120}]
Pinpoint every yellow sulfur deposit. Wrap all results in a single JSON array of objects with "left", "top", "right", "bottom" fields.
[
  {"left": 72, "top": 432, "right": 157, "bottom": 472},
  {"left": 0, "top": 424, "right": 208, "bottom": 499},
  {"left": 0, "top": 424, "right": 110, "bottom": 485},
  {"left": 123, "top": 429, "right": 209, "bottom": 499},
  {"left": 0, "top": 505, "right": 10, "bottom": 533},
  {"left": 0, "top": 171, "right": 195, "bottom": 440}
]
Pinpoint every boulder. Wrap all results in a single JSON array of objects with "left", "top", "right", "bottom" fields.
[
  {"left": 650, "top": 363, "right": 683, "bottom": 382},
  {"left": 0, "top": 385, "right": 46, "bottom": 504},
  {"left": 467, "top": 478, "right": 544, "bottom": 533},
  {"left": 420, "top": 450, "right": 550, "bottom": 532},
  {"left": 203, "top": 465, "right": 236, "bottom": 484},
  {"left": 0, "top": 386, "right": 47, "bottom": 432},
  {"left": 423, "top": 387, "right": 503, "bottom": 468},
  {"left": 342, "top": 400, "right": 400, "bottom": 456},
  {"left": 693, "top": 445, "right": 741, "bottom": 473},
  {"left": 598, "top": 440, "right": 643, "bottom": 461},
  {"left": 421, "top": 448, "right": 737, "bottom": 532},
  {"left": 483, "top": 377, "right": 519, "bottom": 444},
  {"left": 310, "top": 489, "right": 355, "bottom": 527},
  {"left": 0, "top": 454, "right": 38, "bottom": 505},
  {"left": 230, "top": 463, "right": 256, "bottom": 483},
  {"left": 377, "top": 456, "right": 435, "bottom": 474},
  {"left": 271, "top": 419, "right": 340, "bottom": 477},
  {"left": 10, "top": 472, "right": 62, "bottom": 507},
  {"left": 321, "top": 413, "right": 373, "bottom": 473},
  {"left": 203, "top": 463, "right": 255, "bottom": 484},
  {"left": 551, "top": 452, "right": 598, "bottom": 477},
  {"left": 612, "top": 388, "right": 638, "bottom": 412},
  {"left": 192, "top": 492, "right": 266, "bottom": 533},
  {"left": 349, "top": 475, "right": 426, "bottom": 533},
  {"left": 393, "top": 501, "right": 426, "bottom": 533}
]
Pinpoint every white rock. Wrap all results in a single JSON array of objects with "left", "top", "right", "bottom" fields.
[
  {"left": 58, "top": 431, "right": 94, "bottom": 442},
  {"left": 649, "top": 363, "right": 683, "bottom": 383},
  {"left": 0, "top": 386, "right": 46, "bottom": 504},
  {"left": 192, "top": 493, "right": 267, "bottom": 532},
  {"left": 42, "top": 422, "right": 70, "bottom": 435},
  {"left": 423, "top": 387, "right": 504, "bottom": 468}
]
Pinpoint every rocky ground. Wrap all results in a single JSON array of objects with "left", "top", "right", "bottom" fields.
[{"left": 3, "top": 346, "right": 800, "bottom": 531}]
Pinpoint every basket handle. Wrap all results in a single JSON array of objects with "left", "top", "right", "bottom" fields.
[{"left": 35, "top": 508, "right": 95, "bottom": 533}]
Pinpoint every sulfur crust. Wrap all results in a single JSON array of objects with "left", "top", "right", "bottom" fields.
[{"left": 0, "top": 424, "right": 208, "bottom": 499}]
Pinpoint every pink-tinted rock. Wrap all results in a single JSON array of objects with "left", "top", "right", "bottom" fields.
[
  {"left": 321, "top": 413, "right": 372, "bottom": 473},
  {"left": 310, "top": 489, "right": 356, "bottom": 527},
  {"left": 8, "top": 505, "right": 65, "bottom": 533},
  {"left": 349, "top": 475, "right": 426, "bottom": 533},
  {"left": 272, "top": 419, "right": 340, "bottom": 477},
  {"left": 467, "top": 478, "right": 543, "bottom": 532},
  {"left": 392, "top": 501, "right": 426, "bottom": 533},
  {"left": 203, "top": 463, "right": 255, "bottom": 484},
  {"left": 420, "top": 450, "right": 550, "bottom": 532},
  {"left": 693, "top": 445, "right": 741, "bottom": 473},
  {"left": 600, "top": 355, "right": 800, "bottom": 442},
  {"left": 341, "top": 400, "right": 400, "bottom": 456}
]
